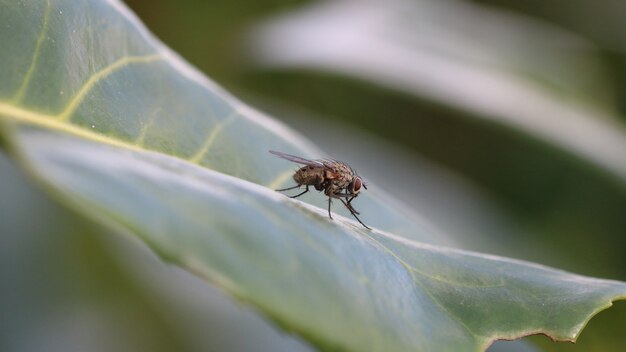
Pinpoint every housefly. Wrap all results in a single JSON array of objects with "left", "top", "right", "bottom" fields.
[{"left": 270, "top": 150, "right": 370, "bottom": 229}]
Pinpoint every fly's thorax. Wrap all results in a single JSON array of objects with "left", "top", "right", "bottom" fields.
[{"left": 326, "top": 163, "right": 353, "bottom": 189}]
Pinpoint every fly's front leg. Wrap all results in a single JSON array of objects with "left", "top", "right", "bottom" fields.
[
  {"left": 329, "top": 193, "right": 360, "bottom": 214},
  {"left": 347, "top": 204, "right": 370, "bottom": 230},
  {"left": 329, "top": 193, "right": 370, "bottom": 230},
  {"left": 339, "top": 198, "right": 360, "bottom": 215},
  {"left": 344, "top": 196, "right": 360, "bottom": 215}
]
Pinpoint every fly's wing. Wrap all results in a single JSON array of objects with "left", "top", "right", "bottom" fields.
[{"left": 269, "top": 150, "right": 324, "bottom": 167}]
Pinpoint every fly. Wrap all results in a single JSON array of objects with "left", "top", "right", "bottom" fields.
[{"left": 270, "top": 150, "right": 371, "bottom": 230}]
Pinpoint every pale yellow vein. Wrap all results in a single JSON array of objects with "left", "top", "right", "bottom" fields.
[
  {"left": 0, "top": 102, "right": 144, "bottom": 153},
  {"left": 361, "top": 231, "right": 480, "bottom": 338},
  {"left": 135, "top": 106, "right": 161, "bottom": 147},
  {"left": 13, "top": 0, "right": 51, "bottom": 103},
  {"left": 189, "top": 110, "right": 239, "bottom": 164},
  {"left": 267, "top": 169, "right": 294, "bottom": 189},
  {"left": 57, "top": 54, "right": 163, "bottom": 122},
  {"left": 365, "top": 231, "right": 504, "bottom": 288}
]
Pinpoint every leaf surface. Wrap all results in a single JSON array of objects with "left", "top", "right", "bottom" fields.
[{"left": 1, "top": 1, "right": 625, "bottom": 351}]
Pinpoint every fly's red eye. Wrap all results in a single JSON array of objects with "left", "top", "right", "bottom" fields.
[{"left": 353, "top": 177, "right": 362, "bottom": 192}]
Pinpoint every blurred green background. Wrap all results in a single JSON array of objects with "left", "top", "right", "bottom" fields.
[
  {"left": 3, "top": 0, "right": 625, "bottom": 351},
  {"left": 121, "top": 0, "right": 626, "bottom": 351}
]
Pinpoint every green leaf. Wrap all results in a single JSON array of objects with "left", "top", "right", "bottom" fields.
[
  {"left": 244, "top": 1, "right": 626, "bottom": 314},
  {"left": 1, "top": 1, "right": 625, "bottom": 351},
  {"left": 0, "top": 0, "right": 446, "bottom": 245},
  {"left": 0, "top": 151, "right": 314, "bottom": 352}
]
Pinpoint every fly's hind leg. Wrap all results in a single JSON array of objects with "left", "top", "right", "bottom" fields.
[
  {"left": 276, "top": 184, "right": 309, "bottom": 198},
  {"left": 276, "top": 184, "right": 301, "bottom": 192},
  {"left": 289, "top": 185, "right": 310, "bottom": 199}
]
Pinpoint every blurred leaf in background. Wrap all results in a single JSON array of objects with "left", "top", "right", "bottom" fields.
[{"left": 471, "top": 0, "right": 626, "bottom": 119}]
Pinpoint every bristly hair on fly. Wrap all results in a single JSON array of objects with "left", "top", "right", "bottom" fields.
[{"left": 269, "top": 150, "right": 371, "bottom": 229}]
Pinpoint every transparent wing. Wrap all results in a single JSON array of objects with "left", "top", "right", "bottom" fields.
[
  {"left": 320, "top": 158, "right": 351, "bottom": 171},
  {"left": 269, "top": 150, "right": 325, "bottom": 167}
]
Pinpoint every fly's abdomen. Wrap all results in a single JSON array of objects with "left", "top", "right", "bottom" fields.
[{"left": 294, "top": 166, "right": 324, "bottom": 186}]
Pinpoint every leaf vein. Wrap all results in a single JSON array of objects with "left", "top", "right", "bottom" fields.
[
  {"left": 12, "top": 0, "right": 51, "bottom": 103},
  {"left": 267, "top": 169, "right": 295, "bottom": 189},
  {"left": 134, "top": 106, "right": 161, "bottom": 147},
  {"left": 189, "top": 109, "right": 240, "bottom": 164},
  {"left": 57, "top": 54, "right": 164, "bottom": 122},
  {"left": 361, "top": 231, "right": 483, "bottom": 339}
]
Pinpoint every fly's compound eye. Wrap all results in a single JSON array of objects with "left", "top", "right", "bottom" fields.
[{"left": 352, "top": 177, "right": 363, "bottom": 194}]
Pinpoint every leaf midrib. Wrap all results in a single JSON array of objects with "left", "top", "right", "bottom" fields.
[
  {"left": 0, "top": 99, "right": 152, "bottom": 153},
  {"left": 0, "top": 48, "right": 299, "bottom": 188}
]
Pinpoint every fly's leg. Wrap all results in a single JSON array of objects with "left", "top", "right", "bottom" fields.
[
  {"left": 276, "top": 184, "right": 301, "bottom": 192},
  {"left": 329, "top": 193, "right": 360, "bottom": 214},
  {"left": 343, "top": 196, "right": 360, "bottom": 215},
  {"left": 276, "top": 184, "right": 310, "bottom": 198},
  {"left": 289, "top": 185, "right": 309, "bottom": 199},
  {"left": 324, "top": 183, "right": 335, "bottom": 220},
  {"left": 330, "top": 194, "right": 370, "bottom": 230},
  {"left": 327, "top": 197, "right": 333, "bottom": 220},
  {"left": 339, "top": 198, "right": 360, "bottom": 215},
  {"left": 345, "top": 203, "right": 370, "bottom": 230}
]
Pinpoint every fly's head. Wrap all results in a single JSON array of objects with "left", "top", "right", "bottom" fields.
[{"left": 348, "top": 176, "right": 367, "bottom": 196}]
